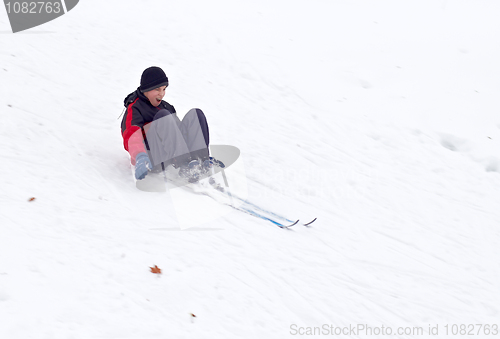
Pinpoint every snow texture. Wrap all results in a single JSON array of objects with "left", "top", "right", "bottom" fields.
[{"left": 1, "top": 1, "right": 500, "bottom": 338}]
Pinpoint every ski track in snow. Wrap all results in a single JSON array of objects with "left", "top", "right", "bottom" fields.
[{"left": 1, "top": 0, "right": 500, "bottom": 338}]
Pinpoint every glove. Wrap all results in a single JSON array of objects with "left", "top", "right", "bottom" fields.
[{"left": 135, "top": 153, "right": 152, "bottom": 180}]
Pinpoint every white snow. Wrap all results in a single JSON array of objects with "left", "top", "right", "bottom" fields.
[{"left": 1, "top": 0, "right": 500, "bottom": 338}]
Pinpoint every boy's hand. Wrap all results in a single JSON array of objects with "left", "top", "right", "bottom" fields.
[{"left": 135, "top": 153, "right": 152, "bottom": 180}]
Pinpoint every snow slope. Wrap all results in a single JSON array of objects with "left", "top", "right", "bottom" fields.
[{"left": 1, "top": 0, "right": 500, "bottom": 338}]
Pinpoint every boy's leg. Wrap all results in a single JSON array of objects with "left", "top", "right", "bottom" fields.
[
  {"left": 146, "top": 109, "right": 191, "bottom": 168},
  {"left": 179, "top": 108, "right": 210, "bottom": 161}
]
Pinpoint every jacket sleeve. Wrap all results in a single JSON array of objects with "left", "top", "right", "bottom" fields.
[{"left": 121, "top": 100, "right": 147, "bottom": 165}]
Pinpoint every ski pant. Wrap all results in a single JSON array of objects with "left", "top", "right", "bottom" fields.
[{"left": 145, "top": 108, "right": 210, "bottom": 169}]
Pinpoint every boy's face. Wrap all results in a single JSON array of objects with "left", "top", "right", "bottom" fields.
[{"left": 143, "top": 86, "right": 167, "bottom": 107}]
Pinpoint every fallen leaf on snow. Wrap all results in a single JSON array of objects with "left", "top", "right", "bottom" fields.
[{"left": 150, "top": 265, "right": 161, "bottom": 274}]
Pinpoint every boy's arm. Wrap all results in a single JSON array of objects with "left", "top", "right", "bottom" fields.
[{"left": 121, "top": 103, "right": 147, "bottom": 165}]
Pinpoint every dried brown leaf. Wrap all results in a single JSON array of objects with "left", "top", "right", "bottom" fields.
[{"left": 150, "top": 265, "right": 161, "bottom": 274}]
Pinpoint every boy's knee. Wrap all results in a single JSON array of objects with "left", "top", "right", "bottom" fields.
[
  {"left": 195, "top": 108, "right": 206, "bottom": 121},
  {"left": 153, "top": 109, "right": 173, "bottom": 121},
  {"left": 186, "top": 108, "right": 207, "bottom": 123}
]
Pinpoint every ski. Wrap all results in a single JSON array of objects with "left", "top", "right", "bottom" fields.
[
  {"left": 194, "top": 178, "right": 316, "bottom": 228},
  {"left": 211, "top": 181, "right": 316, "bottom": 227},
  {"left": 303, "top": 218, "right": 317, "bottom": 226},
  {"left": 234, "top": 197, "right": 314, "bottom": 228},
  {"left": 167, "top": 167, "right": 317, "bottom": 229},
  {"left": 180, "top": 183, "right": 299, "bottom": 228},
  {"left": 232, "top": 205, "right": 299, "bottom": 228}
]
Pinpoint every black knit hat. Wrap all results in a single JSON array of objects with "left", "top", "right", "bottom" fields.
[{"left": 140, "top": 66, "right": 169, "bottom": 92}]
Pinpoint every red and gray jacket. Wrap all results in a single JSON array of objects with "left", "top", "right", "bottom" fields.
[{"left": 120, "top": 88, "right": 176, "bottom": 164}]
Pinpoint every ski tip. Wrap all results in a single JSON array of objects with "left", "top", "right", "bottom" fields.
[
  {"left": 281, "top": 219, "right": 299, "bottom": 228},
  {"left": 303, "top": 218, "right": 317, "bottom": 226}
]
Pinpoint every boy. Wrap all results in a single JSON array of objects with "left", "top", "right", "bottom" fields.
[{"left": 121, "top": 66, "right": 217, "bottom": 181}]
